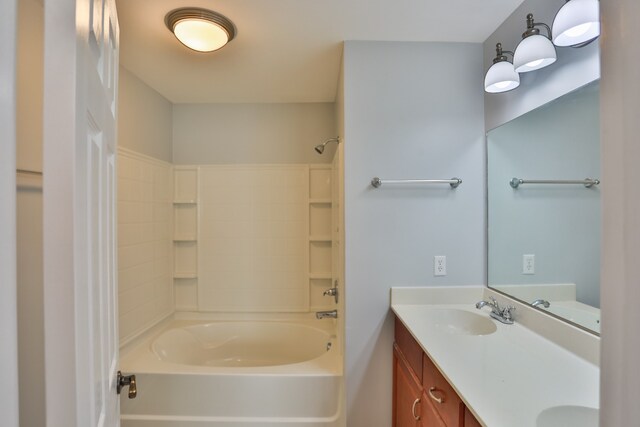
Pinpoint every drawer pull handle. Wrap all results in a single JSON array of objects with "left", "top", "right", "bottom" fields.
[
  {"left": 411, "top": 397, "right": 421, "bottom": 421},
  {"left": 428, "top": 387, "right": 445, "bottom": 404}
]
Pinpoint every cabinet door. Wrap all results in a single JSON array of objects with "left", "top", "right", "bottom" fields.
[
  {"left": 394, "top": 347, "right": 422, "bottom": 427},
  {"left": 423, "top": 355, "right": 465, "bottom": 427},
  {"left": 420, "top": 393, "right": 447, "bottom": 427}
]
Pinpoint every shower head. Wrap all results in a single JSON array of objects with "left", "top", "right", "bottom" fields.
[{"left": 314, "top": 137, "right": 340, "bottom": 155}]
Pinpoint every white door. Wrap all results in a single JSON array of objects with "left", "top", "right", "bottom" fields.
[
  {"left": 0, "top": 0, "right": 20, "bottom": 426},
  {"left": 42, "top": 0, "right": 121, "bottom": 425}
]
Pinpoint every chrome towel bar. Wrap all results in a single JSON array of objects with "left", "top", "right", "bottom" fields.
[
  {"left": 510, "top": 177, "right": 600, "bottom": 189},
  {"left": 371, "top": 177, "right": 462, "bottom": 189}
]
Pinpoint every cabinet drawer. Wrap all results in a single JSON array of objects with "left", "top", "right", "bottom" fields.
[
  {"left": 395, "top": 317, "right": 423, "bottom": 380},
  {"left": 422, "top": 354, "right": 464, "bottom": 427}
]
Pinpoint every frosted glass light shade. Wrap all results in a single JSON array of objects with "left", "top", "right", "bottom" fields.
[
  {"left": 165, "top": 8, "right": 236, "bottom": 53},
  {"left": 513, "top": 34, "right": 557, "bottom": 72},
  {"left": 173, "top": 19, "right": 229, "bottom": 52},
  {"left": 484, "top": 61, "right": 520, "bottom": 93},
  {"left": 552, "top": 0, "right": 600, "bottom": 47}
]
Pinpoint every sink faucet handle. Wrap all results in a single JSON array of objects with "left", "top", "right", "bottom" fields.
[{"left": 502, "top": 305, "right": 516, "bottom": 320}]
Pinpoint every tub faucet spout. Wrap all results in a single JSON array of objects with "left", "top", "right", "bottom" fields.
[{"left": 316, "top": 310, "right": 338, "bottom": 319}]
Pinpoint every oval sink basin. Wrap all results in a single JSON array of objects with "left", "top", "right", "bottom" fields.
[
  {"left": 536, "top": 405, "right": 599, "bottom": 427},
  {"left": 424, "top": 309, "right": 497, "bottom": 336}
]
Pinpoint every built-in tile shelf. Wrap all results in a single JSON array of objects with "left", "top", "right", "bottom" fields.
[
  {"left": 309, "top": 272, "right": 332, "bottom": 280},
  {"left": 309, "top": 235, "right": 332, "bottom": 242},
  {"left": 173, "top": 236, "right": 197, "bottom": 242},
  {"left": 308, "top": 165, "right": 334, "bottom": 311},
  {"left": 174, "top": 272, "right": 197, "bottom": 279},
  {"left": 173, "top": 167, "right": 199, "bottom": 307},
  {"left": 309, "top": 198, "right": 332, "bottom": 204}
]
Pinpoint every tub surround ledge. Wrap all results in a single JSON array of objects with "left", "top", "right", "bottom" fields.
[{"left": 390, "top": 286, "right": 600, "bottom": 427}]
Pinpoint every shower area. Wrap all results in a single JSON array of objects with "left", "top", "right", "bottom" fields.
[{"left": 115, "top": 80, "right": 344, "bottom": 426}]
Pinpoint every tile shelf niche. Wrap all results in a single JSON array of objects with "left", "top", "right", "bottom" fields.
[
  {"left": 308, "top": 165, "right": 334, "bottom": 311},
  {"left": 172, "top": 167, "right": 199, "bottom": 313}
]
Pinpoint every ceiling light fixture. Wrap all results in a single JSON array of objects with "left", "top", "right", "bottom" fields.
[
  {"left": 484, "top": 43, "right": 520, "bottom": 93},
  {"left": 552, "top": 0, "right": 600, "bottom": 47},
  {"left": 513, "top": 13, "right": 557, "bottom": 73},
  {"left": 165, "top": 8, "right": 236, "bottom": 53}
]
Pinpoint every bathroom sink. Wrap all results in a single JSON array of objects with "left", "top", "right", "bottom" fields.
[
  {"left": 536, "top": 405, "right": 599, "bottom": 427},
  {"left": 424, "top": 309, "right": 497, "bottom": 336}
]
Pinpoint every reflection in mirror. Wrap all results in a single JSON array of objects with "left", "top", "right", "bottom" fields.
[{"left": 487, "top": 80, "right": 601, "bottom": 333}]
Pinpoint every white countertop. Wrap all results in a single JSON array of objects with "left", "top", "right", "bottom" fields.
[{"left": 391, "top": 287, "right": 600, "bottom": 427}]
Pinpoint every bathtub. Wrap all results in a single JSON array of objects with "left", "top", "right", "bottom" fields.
[{"left": 119, "top": 318, "right": 343, "bottom": 427}]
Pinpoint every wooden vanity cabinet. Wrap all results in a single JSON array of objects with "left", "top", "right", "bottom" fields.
[{"left": 394, "top": 317, "right": 483, "bottom": 427}]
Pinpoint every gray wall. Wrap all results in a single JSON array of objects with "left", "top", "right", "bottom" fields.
[
  {"left": 343, "top": 41, "right": 485, "bottom": 426},
  {"left": 483, "top": 0, "right": 600, "bottom": 130},
  {"left": 488, "top": 83, "right": 600, "bottom": 307},
  {"left": 172, "top": 103, "right": 336, "bottom": 164},
  {"left": 118, "top": 66, "right": 173, "bottom": 162}
]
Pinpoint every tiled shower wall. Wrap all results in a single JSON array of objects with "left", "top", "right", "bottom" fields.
[
  {"left": 117, "top": 148, "right": 173, "bottom": 343},
  {"left": 173, "top": 164, "right": 335, "bottom": 314},
  {"left": 198, "top": 165, "right": 310, "bottom": 312}
]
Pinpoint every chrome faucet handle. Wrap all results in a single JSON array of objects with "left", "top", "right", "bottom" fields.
[
  {"left": 488, "top": 296, "right": 503, "bottom": 313},
  {"left": 502, "top": 305, "right": 516, "bottom": 320},
  {"left": 323, "top": 286, "right": 339, "bottom": 304}
]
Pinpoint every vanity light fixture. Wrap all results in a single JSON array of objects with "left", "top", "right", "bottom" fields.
[
  {"left": 484, "top": 43, "right": 520, "bottom": 93},
  {"left": 165, "top": 8, "right": 236, "bottom": 53},
  {"left": 552, "top": 0, "right": 600, "bottom": 47},
  {"left": 513, "top": 13, "right": 557, "bottom": 73}
]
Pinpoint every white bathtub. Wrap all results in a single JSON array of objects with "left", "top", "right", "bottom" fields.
[{"left": 120, "top": 319, "right": 343, "bottom": 427}]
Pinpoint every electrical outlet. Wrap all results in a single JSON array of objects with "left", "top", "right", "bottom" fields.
[
  {"left": 522, "top": 254, "right": 535, "bottom": 275},
  {"left": 434, "top": 256, "right": 446, "bottom": 276}
]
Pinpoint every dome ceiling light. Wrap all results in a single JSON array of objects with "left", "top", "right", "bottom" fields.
[{"left": 165, "top": 8, "right": 236, "bottom": 53}]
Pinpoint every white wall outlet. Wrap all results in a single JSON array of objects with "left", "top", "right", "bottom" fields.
[
  {"left": 434, "top": 256, "right": 446, "bottom": 276},
  {"left": 522, "top": 254, "right": 535, "bottom": 275}
]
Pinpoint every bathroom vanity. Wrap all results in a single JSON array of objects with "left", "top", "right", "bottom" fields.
[
  {"left": 391, "top": 287, "right": 599, "bottom": 427},
  {"left": 394, "top": 317, "right": 482, "bottom": 427}
]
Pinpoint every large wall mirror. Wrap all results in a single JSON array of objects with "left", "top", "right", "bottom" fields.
[{"left": 487, "top": 80, "right": 601, "bottom": 334}]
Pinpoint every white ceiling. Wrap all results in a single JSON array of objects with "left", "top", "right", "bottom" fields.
[{"left": 116, "top": 0, "right": 524, "bottom": 104}]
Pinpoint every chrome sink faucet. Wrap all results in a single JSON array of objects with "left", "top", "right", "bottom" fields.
[
  {"left": 531, "top": 299, "right": 550, "bottom": 308},
  {"left": 476, "top": 296, "right": 516, "bottom": 324}
]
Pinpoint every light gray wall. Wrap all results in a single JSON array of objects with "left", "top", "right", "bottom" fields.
[
  {"left": 343, "top": 41, "right": 485, "bottom": 426},
  {"left": 600, "top": 0, "right": 640, "bottom": 424},
  {"left": 488, "top": 83, "right": 600, "bottom": 307},
  {"left": 483, "top": 0, "right": 600, "bottom": 131},
  {"left": 118, "top": 66, "right": 173, "bottom": 162},
  {"left": 172, "top": 103, "right": 336, "bottom": 164}
]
